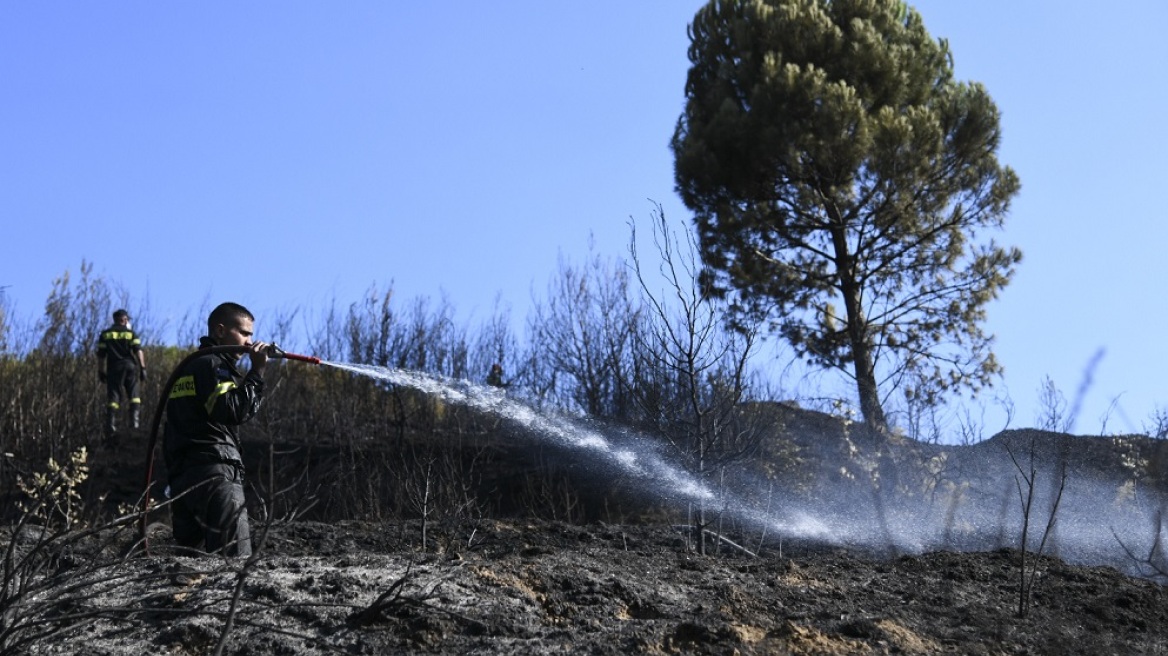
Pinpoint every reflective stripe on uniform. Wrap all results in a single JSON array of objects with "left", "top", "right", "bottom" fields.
[{"left": 205, "top": 381, "right": 238, "bottom": 415}]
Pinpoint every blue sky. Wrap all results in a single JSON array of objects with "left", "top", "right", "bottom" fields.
[{"left": 3, "top": 1, "right": 1166, "bottom": 436}]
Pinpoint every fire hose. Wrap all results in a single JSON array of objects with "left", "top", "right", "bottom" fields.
[{"left": 140, "top": 344, "right": 320, "bottom": 554}]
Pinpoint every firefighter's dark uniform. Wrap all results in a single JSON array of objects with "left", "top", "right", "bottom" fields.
[
  {"left": 487, "top": 363, "right": 505, "bottom": 388},
  {"left": 163, "top": 337, "right": 265, "bottom": 557},
  {"left": 96, "top": 322, "right": 143, "bottom": 437}
]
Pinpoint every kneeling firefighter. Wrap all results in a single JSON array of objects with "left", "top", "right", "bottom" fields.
[
  {"left": 142, "top": 301, "right": 319, "bottom": 557},
  {"left": 162, "top": 302, "right": 272, "bottom": 558}
]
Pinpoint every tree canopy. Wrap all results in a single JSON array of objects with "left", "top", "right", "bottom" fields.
[{"left": 672, "top": 0, "right": 1022, "bottom": 431}]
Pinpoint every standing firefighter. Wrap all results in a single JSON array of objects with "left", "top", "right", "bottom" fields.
[
  {"left": 162, "top": 302, "right": 271, "bottom": 557},
  {"left": 96, "top": 309, "right": 147, "bottom": 442},
  {"left": 487, "top": 363, "right": 506, "bottom": 388}
]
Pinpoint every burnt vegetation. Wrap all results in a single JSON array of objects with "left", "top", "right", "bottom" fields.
[
  {"left": 2, "top": 247, "right": 1168, "bottom": 653},
  {"left": 1, "top": 215, "right": 810, "bottom": 540},
  {"left": 3, "top": 243, "right": 1168, "bottom": 554}
]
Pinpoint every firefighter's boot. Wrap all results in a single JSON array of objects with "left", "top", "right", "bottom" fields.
[
  {"left": 104, "top": 405, "right": 118, "bottom": 441},
  {"left": 130, "top": 403, "right": 141, "bottom": 430}
]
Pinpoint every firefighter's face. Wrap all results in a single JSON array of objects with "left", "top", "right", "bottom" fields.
[{"left": 215, "top": 317, "right": 255, "bottom": 349}]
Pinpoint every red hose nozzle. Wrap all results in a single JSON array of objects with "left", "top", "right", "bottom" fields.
[
  {"left": 266, "top": 343, "right": 321, "bottom": 364},
  {"left": 281, "top": 352, "right": 321, "bottom": 365}
]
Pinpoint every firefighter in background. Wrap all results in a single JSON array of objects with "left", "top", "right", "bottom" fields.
[
  {"left": 487, "top": 363, "right": 507, "bottom": 389},
  {"left": 96, "top": 309, "right": 147, "bottom": 441}
]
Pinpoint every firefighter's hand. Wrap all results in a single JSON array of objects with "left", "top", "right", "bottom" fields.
[
  {"left": 139, "top": 368, "right": 147, "bottom": 382},
  {"left": 248, "top": 342, "right": 270, "bottom": 370},
  {"left": 98, "top": 371, "right": 107, "bottom": 384}
]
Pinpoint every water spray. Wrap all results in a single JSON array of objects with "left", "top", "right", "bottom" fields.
[
  {"left": 324, "top": 364, "right": 726, "bottom": 505},
  {"left": 139, "top": 343, "right": 319, "bottom": 554}
]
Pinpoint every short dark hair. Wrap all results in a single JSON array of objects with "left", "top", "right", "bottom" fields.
[
  {"left": 113, "top": 309, "right": 130, "bottom": 321},
  {"left": 207, "top": 302, "right": 255, "bottom": 334}
]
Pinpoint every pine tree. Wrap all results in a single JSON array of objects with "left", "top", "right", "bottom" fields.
[{"left": 672, "top": 0, "right": 1021, "bottom": 432}]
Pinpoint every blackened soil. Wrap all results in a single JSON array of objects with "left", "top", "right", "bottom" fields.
[{"left": 21, "top": 519, "right": 1168, "bottom": 655}]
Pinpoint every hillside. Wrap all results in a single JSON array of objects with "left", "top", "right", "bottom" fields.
[{"left": 8, "top": 401, "right": 1168, "bottom": 654}]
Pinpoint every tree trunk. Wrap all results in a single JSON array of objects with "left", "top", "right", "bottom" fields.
[
  {"left": 850, "top": 332, "right": 888, "bottom": 433},
  {"left": 830, "top": 221, "right": 889, "bottom": 434}
]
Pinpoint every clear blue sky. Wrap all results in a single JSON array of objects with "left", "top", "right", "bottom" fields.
[{"left": 3, "top": 2, "right": 1166, "bottom": 436}]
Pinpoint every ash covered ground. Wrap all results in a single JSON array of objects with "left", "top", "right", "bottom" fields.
[{"left": 13, "top": 518, "right": 1168, "bottom": 655}]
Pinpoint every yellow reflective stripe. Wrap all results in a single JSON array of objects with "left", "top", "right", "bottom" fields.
[
  {"left": 205, "top": 381, "right": 237, "bottom": 414},
  {"left": 108, "top": 402, "right": 120, "bottom": 409},
  {"left": 170, "top": 375, "right": 196, "bottom": 399},
  {"left": 102, "top": 331, "right": 135, "bottom": 341}
]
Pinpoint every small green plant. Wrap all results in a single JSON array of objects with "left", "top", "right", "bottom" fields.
[{"left": 16, "top": 447, "right": 89, "bottom": 529}]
